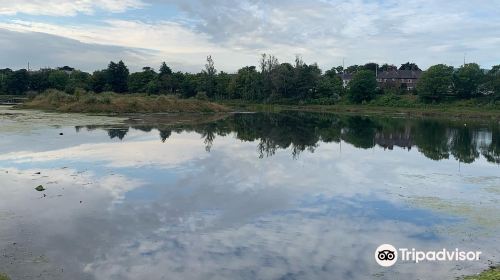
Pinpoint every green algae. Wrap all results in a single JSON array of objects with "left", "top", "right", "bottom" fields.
[
  {"left": 463, "top": 266, "right": 500, "bottom": 280},
  {"left": 409, "top": 196, "right": 500, "bottom": 229}
]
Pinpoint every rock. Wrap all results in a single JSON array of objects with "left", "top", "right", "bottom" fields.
[{"left": 35, "top": 185, "right": 46, "bottom": 192}]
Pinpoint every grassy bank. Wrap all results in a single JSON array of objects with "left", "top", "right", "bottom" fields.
[
  {"left": 223, "top": 95, "right": 500, "bottom": 119},
  {"left": 463, "top": 266, "right": 500, "bottom": 280},
  {"left": 20, "top": 90, "right": 229, "bottom": 114},
  {"left": 0, "top": 273, "right": 9, "bottom": 280}
]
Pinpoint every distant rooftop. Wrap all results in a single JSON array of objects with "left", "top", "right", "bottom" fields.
[{"left": 378, "top": 70, "right": 422, "bottom": 79}]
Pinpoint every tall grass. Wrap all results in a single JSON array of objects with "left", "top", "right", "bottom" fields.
[{"left": 21, "top": 90, "right": 228, "bottom": 113}]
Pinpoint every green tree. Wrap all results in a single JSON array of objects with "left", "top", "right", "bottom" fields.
[
  {"left": 128, "top": 67, "right": 157, "bottom": 93},
  {"left": 363, "top": 62, "right": 379, "bottom": 73},
  {"left": 317, "top": 75, "right": 343, "bottom": 99},
  {"left": 260, "top": 53, "right": 279, "bottom": 98},
  {"left": 90, "top": 70, "right": 108, "bottom": 93},
  {"left": 159, "top": 62, "right": 172, "bottom": 76},
  {"left": 215, "top": 71, "right": 231, "bottom": 99},
  {"left": 229, "top": 66, "right": 262, "bottom": 100},
  {"left": 5, "top": 69, "right": 30, "bottom": 95},
  {"left": 179, "top": 73, "right": 199, "bottom": 98},
  {"left": 417, "top": 64, "right": 454, "bottom": 102},
  {"left": 28, "top": 69, "right": 51, "bottom": 92},
  {"left": 292, "top": 61, "right": 322, "bottom": 100},
  {"left": 345, "top": 65, "right": 360, "bottom": 74},
  {"left": 453, "top": 63, "right": 484, "bottom": 99},
  {"left": 270, "top": 63, "right": 294, "bottom": 99},
  {"left": 379, "top": 64, "right": 397, "bottom": 72},
  {"left": 203, "top": 55, "right": 217, "bottom": 98},
  {"left": 158, "top": 62, "right": 173, "bottom": 93},
  {"left": 348, "top": 70, "right": 377, "bottom": 103},
  {"left": 0, "top": 69, "right": 12, "bottom": 94},
  {"left": 106, "top": 60, "right": 129, "bottom": 93},
  {"left": 484, "top": 65, "right": 500, "bottom": 100},
  {"left": 66, "top": 70, "right": 91, "bottom": 93},
  {"left": 399, "top": 62, "right": 421, "bottom": 71},
  {"left": 48, "top": 70, "right": 69, "bottom": 90}
]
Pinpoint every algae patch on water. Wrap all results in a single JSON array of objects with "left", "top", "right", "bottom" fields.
[
  {"left": 0, "top": 273, "right": 10, "bottom": 280},
  {"left": 0, "top": 105, "right": 127, "bottom": 134},
  {"left": 463, "top": 266, "right": 500, "bottom": 280},
  {"left": 409, "top": 196, "right": 500, "bottom": 229}
]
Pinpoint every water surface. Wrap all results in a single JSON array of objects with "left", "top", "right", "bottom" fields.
[{"left": 0, "top": 107, "right": 499, "bottom": 280}]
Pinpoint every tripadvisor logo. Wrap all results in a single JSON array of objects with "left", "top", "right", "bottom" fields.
[
  {"left": 375, "top": 244, "right": 482, "bottom": 267},
  {"left": 375, "top": 244, "right": 398, "bottom": 267}
]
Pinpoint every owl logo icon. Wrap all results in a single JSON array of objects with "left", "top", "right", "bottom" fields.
[{"left": 375, "top": 244, "right": 398, "bottom": 267}]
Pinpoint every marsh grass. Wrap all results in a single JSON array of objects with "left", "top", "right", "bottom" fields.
[{"left": 21, "top": 90, "right": 229, "bottom": 114}]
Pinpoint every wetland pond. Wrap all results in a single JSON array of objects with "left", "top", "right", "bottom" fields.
[{"left": 0, "top": 106, "right": 499, "bottom": 280}]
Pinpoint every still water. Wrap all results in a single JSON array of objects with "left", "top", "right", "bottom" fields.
[{"left": 0, "top": 107, "right": 499, "bottom": 280}]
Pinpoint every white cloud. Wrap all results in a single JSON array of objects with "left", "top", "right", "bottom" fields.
[
  {"left": 0, "top": 0, "right": 145, "bottom": 16},
  {"left": 0, "top": 19, "right": 257, "bottom": 72},
  {"left": 0, "top": 0, "right": 499, "bottom": 71}
]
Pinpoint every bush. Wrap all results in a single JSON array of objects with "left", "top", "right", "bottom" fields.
[
  {"left": 43, "top": 89, "right": 77, "bottom": 103},
  {"left": 348, "top": 70, "right": 377, "bottom": 103},
  {"left": 195, "top": 92, "right": 209, "bottom": 100}
]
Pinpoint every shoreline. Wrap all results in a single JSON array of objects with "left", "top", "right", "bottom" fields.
[
  {"left": 221, "top": 101, "right": 500, "bottom": 120},
  {"left": 5, "top": 91, "right": 500, "bottom": 120}
]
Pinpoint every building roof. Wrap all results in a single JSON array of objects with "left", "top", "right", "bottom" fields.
[
  {"left": 339, "top": 73, "right": 353, "bottom": 80},
  {"left": 378, "top": 70, "right": 422, "bottom": 79}
]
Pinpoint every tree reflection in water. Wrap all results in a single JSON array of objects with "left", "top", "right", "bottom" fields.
[{"left": 75, "top": 112, "right": 500, "bottom": 164}]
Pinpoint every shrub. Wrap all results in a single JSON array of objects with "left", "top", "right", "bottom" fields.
[
  {"left": 348, "top": 70, "right": 377, "bottom": 103},
  {"left": 195, "top": 92, "right": 209, "bottom": 100}
]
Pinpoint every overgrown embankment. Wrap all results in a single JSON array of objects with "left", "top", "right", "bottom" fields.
[{"left": 19, "top": 90, "right": 229, "bottom": 114}]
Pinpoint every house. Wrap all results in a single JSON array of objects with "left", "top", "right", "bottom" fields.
[
  {"left": 339, "top": 69, "right": 422, "bottom": 91},
  {"left": 339, "top": 73, "right": 353, "bottom": 88},
  {"left": 377, "top": 70, "right": 422, "bottom": 91}
]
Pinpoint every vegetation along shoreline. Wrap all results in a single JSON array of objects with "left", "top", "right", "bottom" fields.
[{"left": 1, "top": 55, "right": 499, "bottom": 116}]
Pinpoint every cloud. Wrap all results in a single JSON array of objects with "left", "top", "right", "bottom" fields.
[
  {"left": 0, "top": 28, "right": 159, "bottom": 72},
  {"left": 1, "top": 0, "right": 500, "bottom": 71},
  {"left": 0, "top": 19, "right": 257, "bottom": 72},
  {"left": 0, "top": 0, "right": 145, "bottom": 16},
  {"left": 159, "top": 0, "right": 500, "bottom": 68}
]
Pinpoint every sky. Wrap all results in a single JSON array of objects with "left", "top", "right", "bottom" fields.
[{"left": 0, "top": 0, "right": 499, "bottom": 73}]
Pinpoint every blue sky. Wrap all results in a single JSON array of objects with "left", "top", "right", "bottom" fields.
[{"left": 0, "top": 0, "right": 499, "bottom": 72}]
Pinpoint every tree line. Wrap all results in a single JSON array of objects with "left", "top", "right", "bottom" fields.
[{"left": 0, "top": 55, "right": 499, "bottom": 104}]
